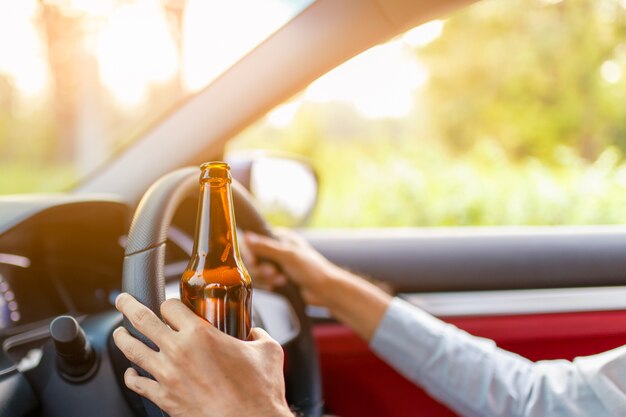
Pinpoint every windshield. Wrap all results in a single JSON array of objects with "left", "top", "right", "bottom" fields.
[{"left": 0, "top": 0, "right": 312, "bottom": 195}]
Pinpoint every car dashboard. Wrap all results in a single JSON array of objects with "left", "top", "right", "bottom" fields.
[
  {"left": 0, "top": 194, "right": 299, "bottom": 378},
  {"left": 0, "top": 195, "right": 130, "bottom": 340}
]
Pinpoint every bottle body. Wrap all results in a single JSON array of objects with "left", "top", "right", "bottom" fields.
[
  {"left": 180, "top": 162, "right": 252, "bottom": 340},
  {"left": 180, "top": 267, "right": 252, "bottom": 339}
]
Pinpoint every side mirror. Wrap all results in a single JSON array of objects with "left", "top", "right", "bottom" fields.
[{"left": 226, "top": 153, "right": 319, "bottom": 227}]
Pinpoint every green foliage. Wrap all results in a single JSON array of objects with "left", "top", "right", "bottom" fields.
[
  {"left": 231, "top": 0, "right": 626, "bottom": 228},
  {"left": 0, "top": 164, "right": 76, "bottom": 195},
  {"left": 306, "top": 142, "right": 626, "bottom": 227},
  {"left": 421, "top": 0, "right": 626, "bottom": 160},
  {"left": 231, "top": 103, "right": 626, "bottom": 227}
]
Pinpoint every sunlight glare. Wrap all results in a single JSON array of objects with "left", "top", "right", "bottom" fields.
[
  {"left": 62, "top": 0, "right": 117, "bottom": 17},
  {"left": 402, "top": 20, "right": 444, "bottom": 48},
  {"left": 182, "top": 0, "right": 291, "bottom": 92},
  {"left": 304, "top": 40, "right": 428, "bottom": 119},
  {"left": 0, "top": 0, "right": 49, "bottom": 97},
  {"left": 251, "top": 158, "right": 317, "bottom": 219},
  {"left": 267, "top": 99, "right": 302, "bottom": 128},
  {"left": 96, "top": 0, "right": 178, "bottom": 107},
  {"left": 600, "top": 60, "right": 622, "bottom": 84}
]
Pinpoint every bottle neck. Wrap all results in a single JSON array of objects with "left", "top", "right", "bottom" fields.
[{"left": 192, "top": 181, "right": 241, "bottom": 268}]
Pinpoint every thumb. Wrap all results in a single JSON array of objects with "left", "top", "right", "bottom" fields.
[
  {"left": 244, "top": 232, "right": 291, "bottom": 263},
  {"left": 248, "top": 327, "right": 274, "bottom": 342}
]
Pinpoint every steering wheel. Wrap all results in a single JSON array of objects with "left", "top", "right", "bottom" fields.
[{"left": 121, "top": 167, "right": 323, "bottom": 417}]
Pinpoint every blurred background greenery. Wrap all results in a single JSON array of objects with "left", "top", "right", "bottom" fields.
[
  {"left": 230, "top": 0, "right": 626, "bottom": 227},
  {"left": 4, "top": 0, "right": 626, "bottom": 228}
]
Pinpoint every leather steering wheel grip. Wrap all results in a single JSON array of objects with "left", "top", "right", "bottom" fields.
[{"left": 121, "top": 167, "right": 323, "bottom": 417}]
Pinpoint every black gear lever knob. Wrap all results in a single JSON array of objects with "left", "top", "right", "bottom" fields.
[{"left": 50, "top": 315, "right": 98, "bottom": 382}]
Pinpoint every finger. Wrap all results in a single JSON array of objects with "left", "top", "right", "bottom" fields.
[
  {"left": 116, "top": 293, "right": 171, "bottom": 344},
  {"left": 258, "top": 263, "right": 284, "bottom": 283},
  {"left": 247, "top": 262, "right": 275, "bottom": 280},
  {"left": 253, "top": 280, "right": 272, "bottom": 291},
  {"left": 259, "top": 262, "right": 279, "bottom": 277},
  {"left": 160, "top": 298, "right": 199, "bottom": 331},
  {"left": 245, "top": 233, "right": 291, "bottom": 263},
  {"left": 248, "top": 327, "right": 274, "bottom": 342},
  {"left": 113, "top": 327, "right": 159, "bottom": 373},
  {"left": 238, "top": 236, "right": 257, "bottom": 264},
  {"left": 257, "top": 264, "right": 287, "bottom": 286},
  {"left": 275, "top": 228, "right": 308, "bottom": 246},
  {"left": 248, "top": 328, "right": 285, "bottom": 354},
  {"left": 273, "top": 273, "right": 287, "bottom": 286},
  {"left": 250, "top": 263, "right": 287, "bottom": 290},
  {"left": 124, "top": 367, "right": 162, "bottom": 404}
]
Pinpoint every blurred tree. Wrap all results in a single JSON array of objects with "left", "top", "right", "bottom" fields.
[
  {"left": 420, "top": 0, "right": 626, "bottom": 161},
  {"left": 163, "top": 0, "right": 187, "bottom": 93},
  {"left": 37, "top": 1, "right": 85, "bottom": 163},
  {"left": 231, "top": 0, "right": 626, "bottom": 228},
  {"left": 0, "top": 76, "right": 13, "bottom": 154}
]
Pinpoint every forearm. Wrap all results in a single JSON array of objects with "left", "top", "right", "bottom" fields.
[
  {"left": 317, "top": 264, "right": 392, "bottom": 342},
  {"left": 369, "top": 298, "right": 611, "bottom": 417}
]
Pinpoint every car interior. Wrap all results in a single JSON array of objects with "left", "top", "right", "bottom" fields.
[{"left": 2, "top": 0, "right": 626, "bottom": 416}]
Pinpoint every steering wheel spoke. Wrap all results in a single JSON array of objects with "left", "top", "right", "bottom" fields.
[{"left": 253, "top": 289, "right": 301, "bottom": 346}]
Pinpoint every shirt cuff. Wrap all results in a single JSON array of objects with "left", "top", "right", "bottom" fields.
[
  {"left": 575, "top": 344, "right": 626, "bottom": 417},
  {"left": 369, "top": 297, "right": 452, "bottom": 381}
]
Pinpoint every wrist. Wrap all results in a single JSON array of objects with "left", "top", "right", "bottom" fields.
[
  {"left": 313, "top": 262, "right": 351, "bottom": 307},
  {"left": 313, "top": 264, "right": 392, "bottom": 341}
]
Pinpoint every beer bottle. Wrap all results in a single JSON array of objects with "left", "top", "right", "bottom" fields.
[{"left": 180, "top": 162, "right": 252, "bottom": 340}]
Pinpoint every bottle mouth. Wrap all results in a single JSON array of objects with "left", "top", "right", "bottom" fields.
[{"left": 200, "top": 161, "right": 232, "bottom": 185}]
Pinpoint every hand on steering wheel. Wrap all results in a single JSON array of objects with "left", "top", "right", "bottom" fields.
[{"left": 243, "top": 229, "right": 335, "bottom": 307}]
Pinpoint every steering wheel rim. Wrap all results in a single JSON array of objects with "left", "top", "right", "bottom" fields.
[{"left": 121, "top": 167, "right": 323, "bottom": 417}]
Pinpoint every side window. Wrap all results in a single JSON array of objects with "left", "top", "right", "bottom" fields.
[{"left": 229, "top": 0, "right": 626, "bottom": 228}]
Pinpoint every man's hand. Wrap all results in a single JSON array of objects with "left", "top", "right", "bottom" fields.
[
  {"left": 243, "top": 229, "right": 392, "bottom": 342},
  {"left": 242, "top": 229, "right": 338, "bottom": 306},
  {"left": 113, "top": 293, "right": 293, "bottom": 417}
]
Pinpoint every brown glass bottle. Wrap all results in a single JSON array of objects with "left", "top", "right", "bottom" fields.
[{"left": 180, "top": 162, "right": 252, "bottom": 340}]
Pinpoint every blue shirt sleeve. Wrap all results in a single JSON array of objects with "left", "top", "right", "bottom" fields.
[{"left": 369, "top": 297, "right": 619, "bottom": 417}]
